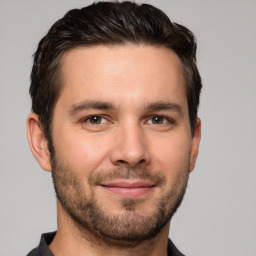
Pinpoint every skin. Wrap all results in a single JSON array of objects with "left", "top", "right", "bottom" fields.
[{"left": 27, "top": 44, "right": 201, "bottom": 256}]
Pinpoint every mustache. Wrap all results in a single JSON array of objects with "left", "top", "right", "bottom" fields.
[{"left": 88, "top": 167, "right": 166, "bottom": 186}]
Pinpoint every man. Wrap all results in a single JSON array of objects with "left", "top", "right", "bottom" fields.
[{"left": 27, "top": 1, "right": 202, "bottom": 255}]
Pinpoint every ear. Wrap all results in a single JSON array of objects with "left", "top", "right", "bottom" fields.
[
  {"left": 189, "top": 118, "right": 201, "bottom": 172},
  {"left": 27, "top": 113, "right": 52, "bottom": 172}
]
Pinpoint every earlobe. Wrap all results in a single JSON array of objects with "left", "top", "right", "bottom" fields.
[
  {"left": 189, "top": 118, "right": 201, "bottom": 172},
  {"left": 27, "top": 113, "right": 52, "bottom": 172}
]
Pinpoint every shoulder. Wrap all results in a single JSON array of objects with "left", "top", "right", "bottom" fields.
[
  {"left": 167, "top": 239, "right": 185, "bottom": 256},
  {"left": 26, "top": 248, "right": 39, "bottom": 256},
  {"left": 26, "top": 232, "right": 56, "bottom": 256}
]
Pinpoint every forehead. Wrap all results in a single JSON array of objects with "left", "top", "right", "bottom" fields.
[{"left": 58, "top": 44, "right": 186, "bottom": 109}]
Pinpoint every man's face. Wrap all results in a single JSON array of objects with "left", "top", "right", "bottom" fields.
[{"left": 50, "top": 45, "right": 200, "bottom": 245}]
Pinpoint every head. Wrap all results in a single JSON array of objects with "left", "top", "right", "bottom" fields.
[{"left": 28, "top": 1, "right": 202, "bottom": 247}]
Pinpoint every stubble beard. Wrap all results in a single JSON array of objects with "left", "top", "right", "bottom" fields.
[{"left": 51, "top": 157, "right": 189, "bottom": 248}]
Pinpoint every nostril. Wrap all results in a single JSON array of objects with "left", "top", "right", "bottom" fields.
[
  {"left": 116, "top": 158, "right": 145, "bottom": 166},
  {"left": 118, "top": 160, "right": 127, "bottom": 164},
  {"left": 138, "top": 159, "right": 145, "bottom": 164}
]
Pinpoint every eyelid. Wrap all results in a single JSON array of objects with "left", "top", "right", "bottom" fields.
[
  {"left": 145, "top": 115, "right": 175, "bottom": 124},
  {"left": 79, "top": 114, "right": 175, "bottom": 126},
  {"left": 81, "top": 115, "right": 109, "bottom": 124}
]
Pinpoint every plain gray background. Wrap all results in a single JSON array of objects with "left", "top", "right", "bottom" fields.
[{"left": 0, "top": 0, "right": 255, "bottom": 255}]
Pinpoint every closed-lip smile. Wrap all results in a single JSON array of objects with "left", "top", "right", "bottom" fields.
[{"left": 100, "top": 180, "right": 155, "bottom": 198}]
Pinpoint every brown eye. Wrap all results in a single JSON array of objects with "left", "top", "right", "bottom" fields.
[
  {"left": 81, "top": 115, "right": 110, "bottom": 132},
  {"left": 151, "top": 116, "right": 165, "bottom": 124},
  {"left": 88, "top": 116, "right": 104, "bottom": 124}
]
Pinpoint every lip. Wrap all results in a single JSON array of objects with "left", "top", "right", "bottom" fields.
[{"left": 100, "top": 180, "right": 155, "bottom": 198}]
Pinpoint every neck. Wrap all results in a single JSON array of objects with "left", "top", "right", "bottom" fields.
[{"left": 50, "top": 201, "right": 170, "bottom": 256}]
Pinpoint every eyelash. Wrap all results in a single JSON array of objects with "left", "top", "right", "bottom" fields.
[
  {"left": 81, "top": 115, "right": 175, "bottom": 125},
  {"left": 146, "top": 115, "right": 175, "bottom": 125},
  {"left": 81, "top": 115, "right": 108, "bottom": 125}
]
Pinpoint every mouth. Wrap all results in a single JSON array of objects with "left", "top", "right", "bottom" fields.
[{"left": 100, "top": 180, "right": 156, "bottom": 198}]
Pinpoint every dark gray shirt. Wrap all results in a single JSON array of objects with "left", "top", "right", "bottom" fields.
[{"left": 27, "top": 232, "right": 185, "bottom": 256}]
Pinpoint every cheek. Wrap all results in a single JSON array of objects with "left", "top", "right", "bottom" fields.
[
  {"left": 150, "top": 133, "right": 191, "bottom": 174},
  {"left": 54, "top": 132, "right": 111, "bottom": 175}
]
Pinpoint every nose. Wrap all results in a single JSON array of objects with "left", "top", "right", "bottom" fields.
[{"left": 109, "top": 124, "right": 150, "bottom": 168}]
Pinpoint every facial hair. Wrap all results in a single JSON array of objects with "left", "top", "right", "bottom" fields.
[{"left": 52, "top": 158, "right": 189, "bottom": 248}]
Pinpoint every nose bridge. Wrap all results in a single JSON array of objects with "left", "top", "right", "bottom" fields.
[{"left": 110, "top": 120, "right": 149, "bottom": 167}]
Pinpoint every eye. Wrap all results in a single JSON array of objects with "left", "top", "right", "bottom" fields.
[
  {"left": 147, "top": 115, "right": 168, "bottom": 125},
  {"left": 83, "top": 115, "right": 108, "bottom": 125}
]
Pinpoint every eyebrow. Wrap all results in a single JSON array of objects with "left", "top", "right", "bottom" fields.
[
  {"left": 69, "top": 100, "right": 115, "bottom": 116},
  {"left": 145, "top": 101, "right": 182, "bottom": 114},
  {"left": 69, "top": 100, "right": 182, "bottom": 116}
]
